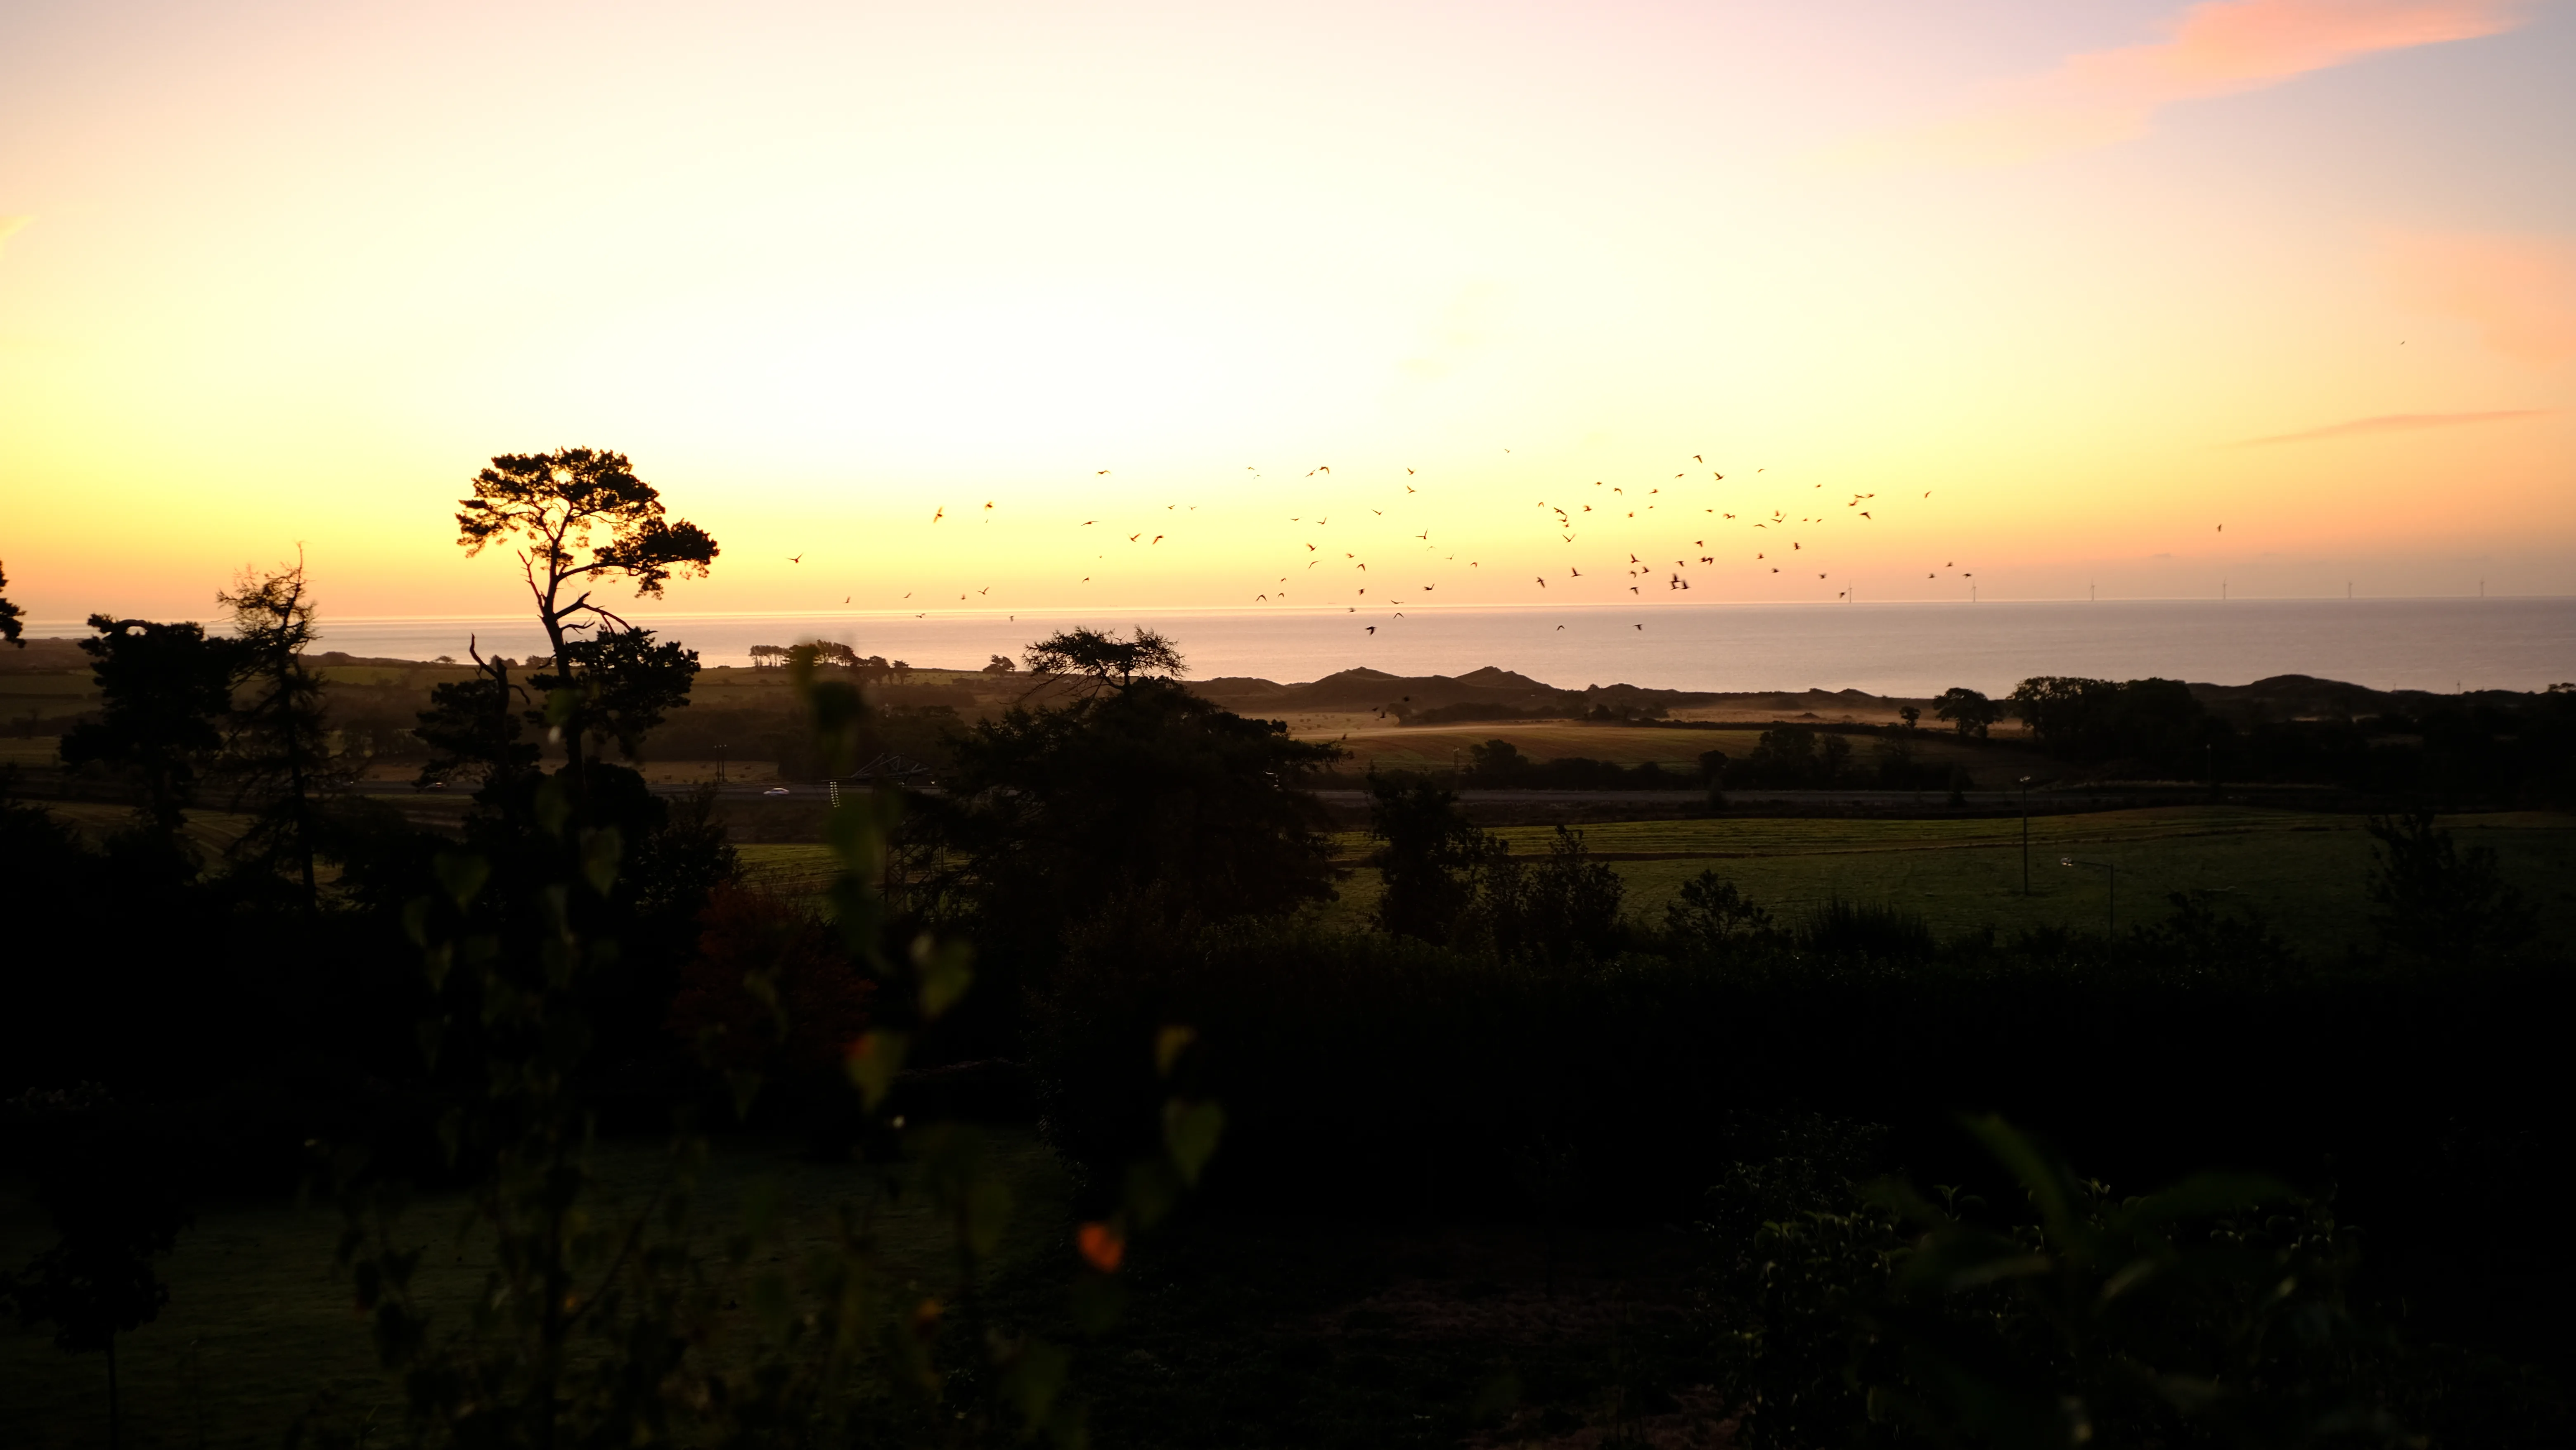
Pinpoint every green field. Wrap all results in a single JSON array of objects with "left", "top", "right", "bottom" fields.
[
  {"left": 0, "top": 1131, "right": 1069, "bottom": 1450},
  {"left": 1329, "top": 808, "right": 2576, "bottom": 949},
  {"left": 745, "top": 807, "right": 2576, "bottom": 952}
]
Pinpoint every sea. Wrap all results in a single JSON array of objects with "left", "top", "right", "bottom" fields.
[{"left": 104, "top": 597, "right": 2569, "bottom": 698}]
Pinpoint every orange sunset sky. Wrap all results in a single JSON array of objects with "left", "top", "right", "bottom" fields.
[{"left": 2, "top": 0, "right": 2571, "bottom": 626}]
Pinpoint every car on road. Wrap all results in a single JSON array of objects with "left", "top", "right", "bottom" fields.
[{"left": 763, "top": 786, "right": 792, "bottom": 796}]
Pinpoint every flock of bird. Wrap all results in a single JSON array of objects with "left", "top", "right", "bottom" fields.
[{"left": 784, "top": 452, "right": 2022, "bottom": 636}]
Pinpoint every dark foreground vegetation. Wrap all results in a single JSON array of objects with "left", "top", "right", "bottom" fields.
[{"left": 3, "top": 497, "right": 2573, "bottom": 1448}]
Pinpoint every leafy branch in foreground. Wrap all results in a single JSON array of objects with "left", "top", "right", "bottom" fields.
[
  {"left": 1712, "top": 1116, "right": 2413, "bottom": 1450},
  {"left": 304, "top": 642, "right": 1217, "bottom": 1448}
]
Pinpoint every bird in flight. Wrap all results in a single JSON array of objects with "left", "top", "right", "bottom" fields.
[
  {"left": 788, "top": 554, "right": 803, "bottom": 564},
  {"left": 1693, "top": 455, "right": 1703, "bottom": 463},
  {"left": 1097, "top": 469, "right": 1110, "bottom": 475},
  {"left": 1536, "top": 576, "right": 1548, "bottom": 587},
  {"left": 931, "top": 507, "right": 945, "bottom": 523},
  {"left": 1082, "top": 520, "right": 1096, "bottom": 526},
  {"left": 1365, "top": 625, "right": 1376, "bottom": 634}
]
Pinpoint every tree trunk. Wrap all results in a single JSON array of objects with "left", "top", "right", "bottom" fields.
[
  {"left": 287, "top": 663, "right": 317, "bottom": 912},
  {"left": 541, "top": 612, "right": 588, "bottom": 813}
]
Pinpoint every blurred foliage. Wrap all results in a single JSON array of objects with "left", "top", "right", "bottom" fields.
[
  {"left": 295, "top": 642, "right": 1215, "bottom": 1448},
  {"left": 1704, "top": 1117, "right": 2419, "bottom": 1450}
]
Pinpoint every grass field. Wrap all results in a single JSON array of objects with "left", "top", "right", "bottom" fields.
[
  {"left": 1309, "top": 807, "right": 2576, "bottom": 950},
  {"left": 0, "top": 1131, "right": 1070, "bottom": 1450},
  {"left": 736, "top": 807, "right": 2576, "bottom": 952}
]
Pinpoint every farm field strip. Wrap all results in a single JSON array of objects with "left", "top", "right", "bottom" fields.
[
  {"left": 1314, "top": 817, "right": 2576, "bottom": 951},
  {"left": 1324, "top": 806, "right": 2507, "bottom": 862}
]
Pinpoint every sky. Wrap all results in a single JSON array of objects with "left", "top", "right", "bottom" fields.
[{"left": 3, "top": 0, "right": 2571, "bottom": 628}]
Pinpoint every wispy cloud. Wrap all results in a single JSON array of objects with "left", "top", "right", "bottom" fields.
[
  {"left": 2234, "top": 408, "right": 2552, "bottom": 446},
  {"left": 0, "top": 216, "right": 31, "bottom": 260},
  {"left": 2379, "top": 232, "right": 2576, "bottom": 365},
  {"left": 1837, "top": 0, "right": 2527, "bottom": 168}
]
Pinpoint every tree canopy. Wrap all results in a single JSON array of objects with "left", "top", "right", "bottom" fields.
[
  {"left": 1020, "top": 626, "right": 1184, "bottom": 690},
  {"left": 0, "top": 560, "right": 24, "bottom": 647},
  {"left": 453, "top": 448, "right": 717, "bottom": 803},
  {"left": 455, "top": 448, "right": 719, "bottom": 616},
  {"left": 933, "top": 677, "right": 1340, "bottom": 966},
  {"left": 59, "top": 616, "right": 239, "bottom": 844}
]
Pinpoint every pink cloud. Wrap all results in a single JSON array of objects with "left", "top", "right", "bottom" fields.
[
  {"left": 2379, "top": 232, "right": 2576, "bottom": 365},
  {"left": 1842, "top": 0, "right": 2527, "bottom": 167},
  {"left": 2235, "top": 408, "right": 2552, "bottom": 445}
]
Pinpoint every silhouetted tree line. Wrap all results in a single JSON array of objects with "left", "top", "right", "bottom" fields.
[
  {"left": 1912, "top": 675, "right": 2576, "bottom": 802},
  {"left": 1452, "top": 730, "right": 1956, "bottom": 794}
]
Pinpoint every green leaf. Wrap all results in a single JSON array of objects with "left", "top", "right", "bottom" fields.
[
  {"left": 543, "top": 685, "right": 582, "bottom": 727},
  {"left": 727, "top": 1069, "right": 765, "bottom": 1122},
  {"left": 914, "top": 936, "right": 974, "bottom": 1021},
  {"left": 1959, "top": 1114, "right": 2081, "bottom": 1251},
  {"left": 1001, "top": 1339, "right": 1073, "bottom": 1439},
  {"left": 1154, "top": 1025, "right": 1198, "bottom": 1079},
  {"left": 580, "top": 826, "right": 622, "bottom": 895},
  {"left": 844, "top": 1030, "right": 907, "bottom": 1111},
  {"left": 1163, "top": 1099, "right": 1225, "bottom": 1187},
  {"left": 431, "top": 852, "right": 489, "bottom": 910},
  {"left": 533, "top": 778, "right": 571, "bottom": 838}
]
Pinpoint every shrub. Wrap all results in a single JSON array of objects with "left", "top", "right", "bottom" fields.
[
  {"left": 1795, "top": 896, "right": 1936, "bottom": 962},
  {"left": 1662, "top": 870, "right": 1778, "bottom": 957},
  {"left": 2365, "top": 811, "right": 2536, "bottom": 960},
  {"left": 665, "top": 883, "right": 876, "bottom": 1102}
]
